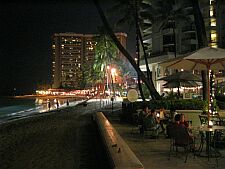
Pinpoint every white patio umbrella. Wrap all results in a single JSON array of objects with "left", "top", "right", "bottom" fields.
[{"left": 159, "top": 47, "right": 225, "bottom": 127}]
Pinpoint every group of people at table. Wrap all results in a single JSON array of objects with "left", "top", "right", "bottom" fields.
[
  {"left": 136, "top": 105, "right": 225, "bottom": 159},
  {"left": 138, "top": 105, "right": 194, "bottom": 141}
]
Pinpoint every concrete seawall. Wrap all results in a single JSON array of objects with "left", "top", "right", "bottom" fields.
[{"left": 94, "top": 112, "right": 144, "bottom": 169}]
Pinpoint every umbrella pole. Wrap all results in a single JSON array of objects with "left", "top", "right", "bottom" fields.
[
  {"left": 207, "top": 67, "right": 210, "bottom": 128},
  {"left": 178, "top": 87, "right": 180, "bottom": 98}
]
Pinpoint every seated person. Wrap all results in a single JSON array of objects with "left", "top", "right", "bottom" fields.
[
  {"left": 158, "top": 108, "right": 169, "bottom": 134},
  {"left": 180, "top": 113, "right": 189, "bottom": 128},
  {"left": 159, "top": 108, "right": 166, "bottom": 119},
  {"left": 172, "top": 114, "right": 194, "bottom": 145},
  {"left": 143, "top": 109, "right": 160, "bottom": 132}
]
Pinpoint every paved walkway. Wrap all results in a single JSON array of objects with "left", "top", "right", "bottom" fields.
[{"left": 101, "top": 102, "right": 225, "bottom": 169}]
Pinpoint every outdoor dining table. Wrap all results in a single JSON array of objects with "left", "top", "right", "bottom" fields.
[{"left": 190, "top": 125, "right": 225, "bottom": 159}]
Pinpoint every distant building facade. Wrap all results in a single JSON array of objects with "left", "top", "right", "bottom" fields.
[
  {"left": 52, "top": 32, "right": 127, "bottom": 89},
  {"left": 140, "top": 0, "right": 225, "bottom": 94}
]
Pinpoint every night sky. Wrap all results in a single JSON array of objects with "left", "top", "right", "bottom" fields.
[{"left": 0, "top": 0, "right": 135, "bottom": 96}]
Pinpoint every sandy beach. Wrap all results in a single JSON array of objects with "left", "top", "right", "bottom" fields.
[{"left": 0, "top": 104, "right": 109, "bottom": 169}]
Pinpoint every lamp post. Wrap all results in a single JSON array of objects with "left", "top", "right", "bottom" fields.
[
  {"left": 106, "top": 66, "right": 110, "bottom": 96},
  {"left": 111, "top": 67, "right": 116, "bottom": 114},
  {"left": 111, "top": 68, "right": 116, "bottom": 96}
]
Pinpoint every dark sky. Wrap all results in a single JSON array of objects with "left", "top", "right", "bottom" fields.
[{"left": 0, "top": 1, "right": 135, "bottom": 96}]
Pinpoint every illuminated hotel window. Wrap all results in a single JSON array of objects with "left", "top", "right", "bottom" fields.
[
  {"left": 211, "top": 43, "right": 217, "bottom": 48},
  {"left": 210, "top": 0, "right": 215, "bottom": 5},
  {"left": 88, "top": 47, "right": 93, "bottom": 50},
  {"left": 210, "top": 6, "right": 214, "bottom": 17},
  {"left": 211, "top": 31, "right": 217, "bottom": 43},
  {"left": 210, "top": 18, "right": 216, "bottom": 26}
]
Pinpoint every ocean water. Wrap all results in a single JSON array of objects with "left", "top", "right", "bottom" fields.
[{"left": 0, "top": 97, "right": 81, "bottom": 123}]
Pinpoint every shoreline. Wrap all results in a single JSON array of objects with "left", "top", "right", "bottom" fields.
[{"left": 0, "top": 97, "right": 89, "bottom": 124}]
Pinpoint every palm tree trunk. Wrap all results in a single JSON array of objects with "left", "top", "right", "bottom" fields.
[
  {"left": 191, "top": 0, "right": 208, "bottom": 102},
  {"left": 136, "top": 28, "right": 145, "bottom": 101},
  {"left": 137, "top": 41, "right": 145, "bottom": 101},
  {"left": 172, "top": 22, "right": 177, "bottom": 58},
  {"left": 191, "top": 0, "right": 208, "bottom": 48},
  {"left": 137, "top": 27, "right": 158, "bottom": 99},
  {"left": 93, "top": 0, "right": 161, "bottom": 100},
  {"left": 135, "top": 0, "right": 145, "bottom": 101}
]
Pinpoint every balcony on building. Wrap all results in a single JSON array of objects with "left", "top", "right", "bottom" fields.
[
  {"left": 140, "top": 51, "right": 176, "bottom": 65},
  {"left": 182, "top": 25, "right": 195, "bottom": 34},
  {"left": 143, "top": 26, "right": 152, "bottom": 34},
  {"left": 183, "top": 38, "right": 197, "bottom": 45},
  {"left": 162, "top": 28, "right": 173, "bottom": 35},
  {"left": 143, "top": 34, "right": 152, "bottom": 43}
]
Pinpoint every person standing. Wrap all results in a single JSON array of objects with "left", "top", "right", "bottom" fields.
[
  {"left": 56, "top": 100, "right": 59, "bottom": 109},
  {"left": 48, "top": 101, "right": 51, "bottom": 111}
]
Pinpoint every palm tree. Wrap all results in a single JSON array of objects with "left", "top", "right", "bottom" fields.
[
  {"left": 93, "top": 0, "right": 161, "bottom": 100},
  {"left": 92, "top": 33, "right": 117, "bottom": 94},
  {"left": 93, "top": 34, "right": 117, "bottom": 78},
  {"left": 109, "top": 0, "right": 151, "bottom": 100},
  {"left": 110, "top": 0, "right": 161, "bottom": 99}
]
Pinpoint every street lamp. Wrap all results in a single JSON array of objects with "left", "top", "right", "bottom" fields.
[
  {"left": 110, "top": 67, "right": 116, "bottom": 114},
  {"left": 106, "top": 66, "right": 110, "bottom": 93},
  {"left": 111, "top": 68, "right": 116, "bottom": 96}
]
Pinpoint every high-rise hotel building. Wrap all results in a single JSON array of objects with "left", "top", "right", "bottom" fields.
[
  {"left": 52, "top": 32, "right": 127, "bottom": 89},
  {"left": 140, "top": 0, "right": 225, "bottom": 94}
]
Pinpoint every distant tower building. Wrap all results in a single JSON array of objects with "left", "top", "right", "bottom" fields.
[{"left": 52, "top": 32, "right": 127, "bottom": 89}]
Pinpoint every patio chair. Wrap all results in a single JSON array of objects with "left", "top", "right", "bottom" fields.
[
  {"left": 131, "top": 113, "right": 142, "bottom": 135},
  {"left": 199, "top": 114, "right": 220, "bottom": 126},
  {"left": 168, "top": 125, "right": 195, "bottom": 163},
  {"left": 142, "top": 115, "right": 160, "bottom": 139},
  {"left": 213, "top": 129, "right": 225, "bottom": 150},
  {"left": 143, "top": 124, "right": 160, "bottom": 139},
  {"left": 217, "top": 115, "right": 225, "bottom": 126},
  {"left": 199, "top": 115, "right": 208, "bottom": 125}
]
